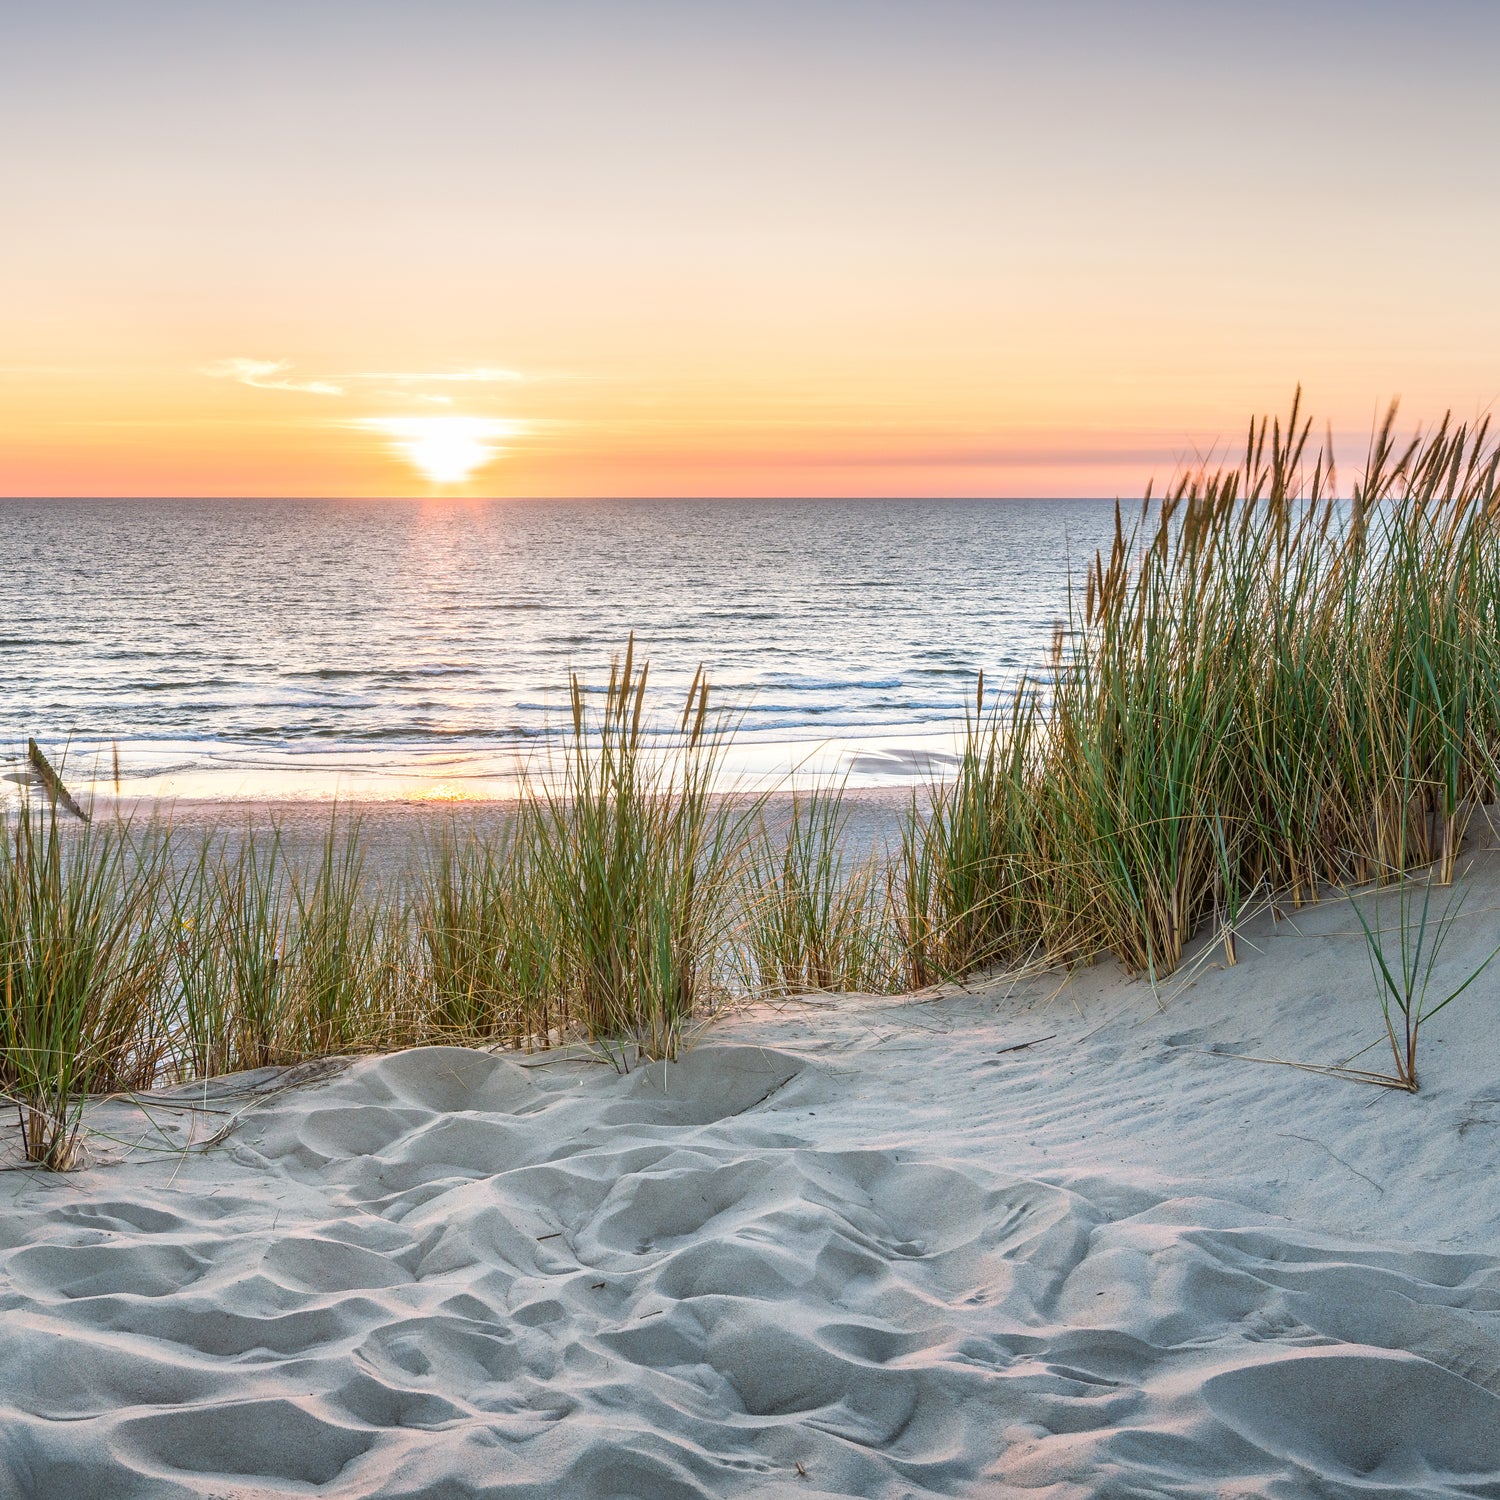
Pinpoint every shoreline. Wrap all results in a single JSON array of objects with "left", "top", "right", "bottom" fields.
[
  {"left": 51, "top": 782, "right": 926, "bottom": 887},
  {"left": 3, "top": 723, "right": 973, "bottom": 812}
]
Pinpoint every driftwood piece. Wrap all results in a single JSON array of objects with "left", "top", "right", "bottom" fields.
[{"left": 26, "top": 738, "right": 90, "bottom": 824}]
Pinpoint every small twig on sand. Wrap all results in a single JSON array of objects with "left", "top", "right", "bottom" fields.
[
  {"left": 993, "top": 1033, "right": 1056, "bottom": 1056},
  {"left": 1192, "top": 1047, "right": 1413, "bottom": 1091},
  {"left": 515, "top": 1052, "right": 615, "bottom": 1068},
  {"left": 1276, "top": 1131, "right": 1384, "bottom": 1193}
]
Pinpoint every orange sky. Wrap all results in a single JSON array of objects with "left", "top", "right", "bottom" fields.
[{"left": 4, "top": 2, "right": 1499, "bottom": 498}]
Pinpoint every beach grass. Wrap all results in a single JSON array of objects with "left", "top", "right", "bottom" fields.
[
  {"left": 522, "top": 639, "right": 761, "bottom": 1063},
  {"left": 896, "top": 392, "right": 1500, "bottom": 983},
  {"left": 411, "top": 819, "right": 561, "bottom": 1049},
  {"left": 1351, "top": 873, "right": 1500, "bottom": 1091},
  {"left": 280, "top": 814, "right": 404, "bottom": 1060},
  {"left": 10, "top": 394, "right": 1500, "bottom": 1161},
  {"left": 167, "top": 818, "right": 402, "bottom": 1073},
  {"left": 169, "top": 825, "right": 295, "bottom": 1075},
  {"left": 0, "top": 803, "right": 170, "bottom": 1166},
  {"left": 738, "top": 784, "right": 895, "bottom": 995},
  {"left": 895, "top": 677, "right": 1048, "bottom": 986}
]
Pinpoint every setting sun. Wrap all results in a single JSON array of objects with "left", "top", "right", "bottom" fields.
[{"left": 360, "top": 416, "right": 518, "bottom": 485}]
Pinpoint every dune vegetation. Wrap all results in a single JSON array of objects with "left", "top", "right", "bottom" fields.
[{"left": 6, "top": 395, "right": 1500, "bottom": 1164}]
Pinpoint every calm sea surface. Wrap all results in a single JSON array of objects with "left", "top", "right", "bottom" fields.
[{"left": 1, "top": 498, "right": 1119, "bottom": 800}]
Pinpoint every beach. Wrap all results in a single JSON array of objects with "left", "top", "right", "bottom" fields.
[
  {"left": 10, "top": 1, "right": 1500, "bottom": 1493},
  {"left": 5, "top": 820, "right": 1500, "bottom": 1497},
  {"left": 9, "top": 447, "right": 1500, "bottom": 1495},
  {"left": 120, "top": 785, "right": 923, "bottom": 885}
]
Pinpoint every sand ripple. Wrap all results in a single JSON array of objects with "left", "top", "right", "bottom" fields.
[{"left": 2, "top": 1043, "right": 1499, "bottom": 1496}]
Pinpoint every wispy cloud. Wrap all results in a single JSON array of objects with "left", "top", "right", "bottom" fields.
[
  {"left": 202, "top": 358, "right": 344, "bottom": 396},
  {"left": 354, "top": 368, "right": 523, "bottom": 384}
]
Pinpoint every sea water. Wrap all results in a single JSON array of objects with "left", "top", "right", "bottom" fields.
[{"left": 0, "top": 497, "right": 1119, "bottom": 801}]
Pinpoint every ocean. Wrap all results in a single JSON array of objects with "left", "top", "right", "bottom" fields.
[{"left": 1, "top": 497, "right": 1120, "bottom": 802}]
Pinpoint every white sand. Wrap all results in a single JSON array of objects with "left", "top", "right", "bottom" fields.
[{"left": 6, "top": 857, "right": 1500, "bottom": 1495}]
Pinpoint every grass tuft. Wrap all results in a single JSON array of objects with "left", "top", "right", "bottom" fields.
[
  {"left": 523, "top": 637, "right": 761, "bottom": 1065},
  {"left": 1351, "top": 871, "right": 1500, "bottom": 1091},
  {"left": 739, "top": 784, "right": 895, "bottom": 995},
  {"left": 411, "top": 819, "right": 561, "bottom": 1048},
  {"left": 0, "top": 801, "right": 170, "bottom": 1167}
]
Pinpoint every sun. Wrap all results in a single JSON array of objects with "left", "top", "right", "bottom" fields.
[{"left": 362, "top": 416, "right": 517, "bottom": 484}]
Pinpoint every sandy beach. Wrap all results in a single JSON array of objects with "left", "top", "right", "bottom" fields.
[
  {"left": 132, "top": 785, "right": 922, "bottom": 886},
  {"left": 10, "top": 1, "right": 1500, "bottom": 1493},
  {"left": 5, "top": 826, "right": 1500, "bottom": 1497}
]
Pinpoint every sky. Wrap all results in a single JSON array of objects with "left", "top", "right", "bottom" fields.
[{"left": 3, "top": 0, "right": 1499, "bottom": 499}]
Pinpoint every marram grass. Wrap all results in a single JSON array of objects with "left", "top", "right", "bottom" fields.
[
  {"left": 9, "top": 394, "right": 1500, "bottom": 1163},
  {"left": 899, "top": 392, "right": 1500, "bottom": 983},
  {"left": 521, "top": 639, "right": 762, "bottom": 1064},
  {"left": 0, "top": 805, "right": 171, "bottom": 1167},
  {"left": 739, "top": 783, "right": 896, "bottom": 996}
]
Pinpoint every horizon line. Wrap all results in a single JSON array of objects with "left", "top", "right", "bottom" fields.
[{"left": 0, "top": 492, "right": 1130, "bottom": 504}]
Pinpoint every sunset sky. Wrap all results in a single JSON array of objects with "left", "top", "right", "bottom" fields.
[{"left": 4, "top": 0, "right": 1498, "bottom": 499}]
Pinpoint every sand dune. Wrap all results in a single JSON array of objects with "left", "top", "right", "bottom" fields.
[{"left": 7, "top": 859, "right": 1500, "bottom": 1495}]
